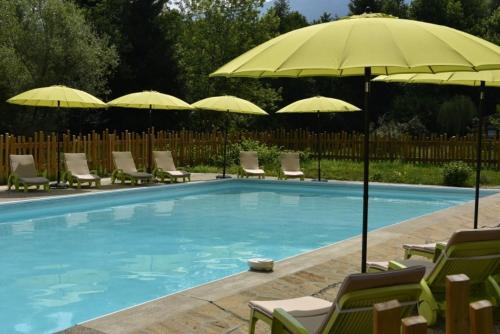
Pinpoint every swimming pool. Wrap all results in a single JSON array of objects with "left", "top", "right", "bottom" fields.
[{"left": 0, "top": 180, "right": 494, "bottom": 333}]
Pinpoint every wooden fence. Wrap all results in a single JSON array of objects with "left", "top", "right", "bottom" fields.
[{"left": 1, "top": 129, "right": 499, "bottom": 183}]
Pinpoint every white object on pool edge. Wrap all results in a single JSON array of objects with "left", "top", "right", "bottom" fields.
[{"left": 248, "top": 258, "right": 274, "bottom": 272}]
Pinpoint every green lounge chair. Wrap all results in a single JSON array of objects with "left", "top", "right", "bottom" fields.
[
  {"left": 152, "top": 151, "right": 190, "bottom": 183},
  {"left": 63, "top": 153, "right": 101, "bottom": 188},
  {"left": 238, "top": 151, "right": 265, "bottom": 179},
  {"left": 7, "top": 154, "right": 49, "bottom": 192},
  {"left": 278, "top": 152, "right": 304, "bottom": 181},
  {"left": 367, "top": 228, "right": 500, "bottom": 325},
  {"left": 111, "top": 151, "right": 153, "bottom": 185},
  {"left": 249, "top": 266, "right": 425, "bottom": 334}
]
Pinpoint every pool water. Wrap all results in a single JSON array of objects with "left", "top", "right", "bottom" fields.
[{"left": 0, "top": 180, "right": 493, "bottom": 333}]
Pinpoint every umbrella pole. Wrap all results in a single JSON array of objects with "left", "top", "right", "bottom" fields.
[
  {"left": 316, "top": 111, "right": 322, "bottom": 181},
  {"left": 148, "top": 105, "right": 153, "bottom": 173},
  {"left": 473, "top": 81, "right": 485, "bottom": 229},
  {"left": 50, "top": 101, "right": 67, "bottom": 188},
  {"left": 223, "top": 110, "right": 229, "bottom": 178},
  {"left": 361, "top": 67, "right": 371, "bottom": 273}
]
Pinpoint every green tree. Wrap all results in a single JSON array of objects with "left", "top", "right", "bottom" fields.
[
  {"left": 0, "top": 0, "right": 118, "bottom": 134},
  {"left": 437, "top": 95, "right": 477, "bottom": 135},
  {"left": 348, "top": 0, "right": 382, "bottom": 14},
  {"left": 175, "top": 0, "right": 281, "bottom": 128},
  {"left": 269, "top": 0, "right": 309, "bottom": 33}
]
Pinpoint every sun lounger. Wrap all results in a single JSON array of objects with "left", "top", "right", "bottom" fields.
[
  {"left": 152, "top": 151, "right": 190, "bottom": 183},
  {"left": 111, "top": 151, "right": 153, "bottom": 185},
  {"left": 367, "top": 228, "right": 500, "bottom": 325},
  {"left": 249, "top": 266, "right": 425, "bottom": 334},
  {"left": 278, "top": 152, "right": 304, "bottom": 181},
  {"left": 238, "top": 151, "right": 265, "bottom": 179},
  {"left": 63, "top": 153, "right": 101, "bottom": 188},
  {"left": 7, "top": 154, "right": 49, "bottom": 192}
]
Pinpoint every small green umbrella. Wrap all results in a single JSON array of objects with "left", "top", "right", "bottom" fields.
[
  {"left": 192, "top": 96, "right": 268, "bottom": 178},
  {"left": 276, "top": 96, "right": 361, "bottom": 181},
  {"left": 107, "top": 91, "right": 193, "bottom": 171},
  {"left": 7, "top": 85, "right": 107, "bottom": 187},
  {"left": 373, "top": 70, "right": 500, "bottom": 229}
]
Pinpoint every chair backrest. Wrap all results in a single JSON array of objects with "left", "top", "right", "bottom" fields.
[
  {"left": 280, "top": 152, "right": 301, "bottom": 172},
  {"left": 153, "top": 151, "right": 176, "bottom": 171},
  {"left": 317, "top": 266, "right": 425, "bottom": 334},
  {"left": 240, "top": 151, "right": 259, "bottom": 170},
  {"left": 426, "top": 228, "right": 500, "bottom": 291},
  {"left": 10, "top": 155, "right": 38, "bottom": 178},
  {"left": 64, "top": 153, "right": 91, "bottom": 175},
  {"left": 112, "top": 151, "right": 138, "bottom": 173}
]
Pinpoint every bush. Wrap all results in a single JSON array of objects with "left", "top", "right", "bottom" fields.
[
  {"left": 209, "top": 138, "right": 309, "bottom": 171},
  {"left": 442, "top": 161, "right": 472, "bottom": 186}
]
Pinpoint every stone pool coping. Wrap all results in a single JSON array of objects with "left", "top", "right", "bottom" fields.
[{"left": 47, "top": 179, "right": 500, "bottom": 334}]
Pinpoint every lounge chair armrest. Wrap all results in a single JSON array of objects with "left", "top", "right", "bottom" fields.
[
  {"left": 388, "top": 260, "right": 408, "bottom": 270},
  {"left": 271, "top": 308, "right": 310, "bottom": 334}
]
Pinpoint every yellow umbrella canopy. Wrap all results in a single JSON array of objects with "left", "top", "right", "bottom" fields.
[
  {"left": 107, "top": 91, "right": 193, "bottom": 110},
  {"left": 192, "top": 95, "right": 268, "bottom": 115},
  {"left": 276, "top": 96, "right": 361, "bottom": 113},
  {"left": 192, "top": 96, "right": 267, "bottom": 178},
  {"left": 7, "top": 85, "right": 107, "bottom": 108},
  {"left": 277, "top": 96, "right": 361, "bottom": 182},
  {"left": 210, "top": 12, "right": 500, "bottom": 274},
  {"left": 373, "top": 70, "right": 500, "bottom": 231},
  {"left": 211, "top": 14, "right": 500, "bottom": 78},
  {"left": 7, "top": 85, "right": 106, "bottom": 187},
  {"left": 373, "top": 70, "right": 500, "bottom": 87}
]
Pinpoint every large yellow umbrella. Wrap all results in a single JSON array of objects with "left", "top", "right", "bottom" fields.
[
  {"left": 107, "top": 91, "right": 193, "bottom": 171},
  {"left": 192, "top": 96, "right": 268, "bottom": 178},
  {"left": 7, "top": 85, "right": 107, "bottom": 187},
  {"left": 374, "top": 70, "right": 500, "bottom": 229},
  {"left": 211, "top": 12, "right": 500, "bottom": 273},
  {"left": 276, "top": 96, "right": 361, "bottom": 181}
]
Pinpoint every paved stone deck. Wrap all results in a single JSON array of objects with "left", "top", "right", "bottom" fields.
[{"left": 2, "top": 177, "right": 499, "bottom": 333}]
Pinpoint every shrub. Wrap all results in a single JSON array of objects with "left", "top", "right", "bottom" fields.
[
  {"left": 209, "top": 138, "right": 309, "bottom": 171},
  {"left": 442, "top": 161, "right": 472, "bottom": 187}
]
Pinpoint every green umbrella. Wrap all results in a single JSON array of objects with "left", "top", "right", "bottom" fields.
[
  {"left": 373, "top": 70, "right": 500, "bottom": 229},
  {"left": 7, "top": 85, "right": 107, "bottom": 187},
  {"left": 211, "top": 12, "right": 500, "bottom": 273},
  {"left": 192, "top": 96, "right": 268, "bottom": 178},
  {"left": 276, "top": 96, "right": 361, "bottom": 181}
]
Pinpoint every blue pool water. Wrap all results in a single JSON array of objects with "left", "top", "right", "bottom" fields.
[{"left": 0, "top": 180, "right": 494, "bottom": 333}]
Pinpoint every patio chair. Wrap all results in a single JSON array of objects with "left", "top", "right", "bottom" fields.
[
  {"left": 238, "top": 151, "right": 265, "bottom": 179},
  {"left": 278, "top": 152, "right": 304, "bottom": 181},
  {"left": 63, "top": 153, "right": 101, "bottom": 188},
  {"left": 152, "top": 151, "right": 190, "bottom": 183},
  {"left": 111, "top": 151, "right": 153, "bottom": 185},
  {"left": 7, "top": 154, "right": 49, "bottom": 192},
  {"left": 249, "top": 266, "right": 425, "bottom": 334},
  {"left": 367, "top": 228, "right": 500, "bottom": 325}
]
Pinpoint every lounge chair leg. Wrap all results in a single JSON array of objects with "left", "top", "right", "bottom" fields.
[{"left": 248, "top": 309, "right": 258, "bottom": 334}]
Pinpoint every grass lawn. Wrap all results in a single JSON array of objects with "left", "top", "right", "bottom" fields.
[{"left": 187, "top": 160, "right": 500, "bottom": 187}]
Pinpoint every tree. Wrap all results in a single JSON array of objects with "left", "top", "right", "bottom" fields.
[
  {"left": 348, "top": 0, "right": 382, "bottom": 14},
  {"left": 0, "top": 0, "right": 118, "bottom": 134},
  {"left": 269, "top": 0, "right": 308, "bottom": 33},
  {"left": 174, "top": 0, "right": 282, "bottom": 130},
  {"left": 437, "top": 95, "right": 476, "bottom": 135}
]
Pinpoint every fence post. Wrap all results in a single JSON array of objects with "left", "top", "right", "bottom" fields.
[
  {"left": 446, "top": 274, "right": 470, "bottom": 334},
  {"left": 373, "top": 299, "right": 401, "bottom": 334},
  {"left": 469, "top": 300, "right": 494, "bottom": 334},
  {"left": 401, "top": 316, "right": 427, "bottom": 334}
]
